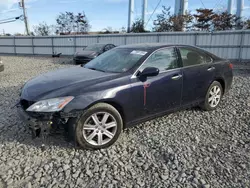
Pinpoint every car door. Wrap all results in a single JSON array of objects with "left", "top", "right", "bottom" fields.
[
  {"left": 177, "top": 47, "right": 215, "bottom": 106},
  {"left": 130, "top": 47, "right": 183, "bottom": 118}
]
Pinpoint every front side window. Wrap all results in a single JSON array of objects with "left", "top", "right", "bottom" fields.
[
  {"left": 139, "top": 48, "right": 179, "bottom": 72},
  {"left": 179, "top": 47, "right": 213, "bottom": 67}
]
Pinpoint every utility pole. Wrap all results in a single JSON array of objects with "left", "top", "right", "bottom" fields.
[
  {"left": 227, "top": 0, "right": 233, "bottom": 14},
  {"left": 236, "top": 0, "right": 244, "bottom": 28},
  {"left": 174, "top": 0, "right": 188, "bottom": 15},
  {"left": 20, "top": 0, "right": 30, "bottom": 35},
  {"left": 127, "top": 0, "right": 134, "bottom": 33},
  {"left": 236, "top": 0, "right": 244, "bottom": 18},
  {"left": 142, "top": 0, "right": 147, "bottom": 25}
]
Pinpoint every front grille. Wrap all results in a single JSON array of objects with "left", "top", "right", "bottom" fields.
[{"left": 20, "top": 99, "right": 35, "bottom": 110}]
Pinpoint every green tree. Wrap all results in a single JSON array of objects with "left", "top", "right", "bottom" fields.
[
  {"left": 130, "top": 19, "right": 148, "bottom": 33},
  {"left": 245, "top": 19, "right": 250, "bottom": 29}
]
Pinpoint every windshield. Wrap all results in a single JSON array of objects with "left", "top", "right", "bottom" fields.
[
  {"left": 84, "top": 48, "right": 148, "bottom": 73},
  {"left": 84, "top": 44, "right": 104, "bottom": 52}
]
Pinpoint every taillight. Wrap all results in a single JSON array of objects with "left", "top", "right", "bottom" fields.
[{"left": 229, "top": 63, "right": 233, "bottom": 69}]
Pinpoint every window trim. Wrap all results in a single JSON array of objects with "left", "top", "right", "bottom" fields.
[
  {"left": 177, "top": 46, "right": 214, "bottom": 68},
  {"left": 131, "top": 47, "right": 180, "bottom": 79}
]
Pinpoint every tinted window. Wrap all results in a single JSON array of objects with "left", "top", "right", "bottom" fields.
[
  {"left": 179, "top": 47, "right": 213, "bottom": 67},
  {"left": 85, "top": 44, "right": 105, "bottom": 52},
  {"left": 139, "top": 48, "right": 178, "bottom": 72},
  {"left": 104, "top": 44, "right": 115, "bottom": 51},
  {"left": 84, "top": 48, "right": 148, "bottom": 73}
]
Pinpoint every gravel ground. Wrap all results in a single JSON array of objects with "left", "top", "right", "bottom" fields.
[{"left": 0, "top": 56, "right": 249, "bottom": 188}]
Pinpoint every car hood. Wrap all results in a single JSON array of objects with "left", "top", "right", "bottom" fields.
[
  {"left": 21, "top": 66, "right": 117, "bottom": 101},
  {"left": 75, "top": 50, "right": 99, "bottom": 58}
]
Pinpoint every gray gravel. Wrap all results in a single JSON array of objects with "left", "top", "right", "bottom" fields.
[{"left": 0, "top": 56, "right": 249, "bottom": 188}]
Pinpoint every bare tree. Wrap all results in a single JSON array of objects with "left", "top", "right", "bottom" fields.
[
  {"left": 153, "top": 6, "right": 193, "bottom": 32},
  {"left": 33, "top": 22, "right": 52, "bottom": 36},
  {"left": 153, "top": 6, "right": 173, "bottom": 32},
  {"left": 212, "top": 12, "right": 238, "bottom": 31},
  {"left": 56, "top": 11, "right": 90, "bottom": 35},
  {"left": 193, "top": 9, "right": 215, "bottom": 31}
]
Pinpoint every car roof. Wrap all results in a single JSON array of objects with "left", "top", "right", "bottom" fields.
[
  {"left": 117, "top": 43, "right": 194, "bottom": 51},
  {"left": 88, "top": 43, "right": 114, "bottom": 47}
]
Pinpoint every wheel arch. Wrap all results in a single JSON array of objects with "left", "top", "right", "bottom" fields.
[
  {"left": 214, "top": 78, "right": 225, "bottom": 94},
  {"left": 82, "top": 99, "right": 126, "bottom": 126}
]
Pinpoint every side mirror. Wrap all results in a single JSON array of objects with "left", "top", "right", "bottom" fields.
[{"left": 139, "top": 67, "right": 159, "bottom": 78}]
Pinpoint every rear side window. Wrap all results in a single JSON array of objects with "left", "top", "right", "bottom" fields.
[
  {"left": 139, "top": 48, "right": 179, "bottom": 72},
  {"left": 104, "top": 44, "right": 115, "bottom": 52},
  {"left": 179, "top": 47, "right": 213, "bottom": 67}
]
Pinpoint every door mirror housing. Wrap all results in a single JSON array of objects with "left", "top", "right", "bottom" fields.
[{"left": 138, "top": 67, "right": 159, "bottom": 78}]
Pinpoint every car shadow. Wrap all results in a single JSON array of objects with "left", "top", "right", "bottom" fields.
[{"left": 50, "top": 56, "right": 75, "bottom": 65}]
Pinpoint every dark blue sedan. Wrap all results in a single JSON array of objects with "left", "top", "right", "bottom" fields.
[{"left": 17, "top": 43, "right": 233, "bottom": 149}]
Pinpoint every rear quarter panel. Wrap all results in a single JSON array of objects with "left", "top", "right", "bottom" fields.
[{"left": 213, "top": 60, "right": 233, "bottom": 93}]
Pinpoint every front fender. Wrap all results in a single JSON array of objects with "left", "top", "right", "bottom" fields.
[{"left": 63, "top": 84, "right": 131, "bottom": 114}]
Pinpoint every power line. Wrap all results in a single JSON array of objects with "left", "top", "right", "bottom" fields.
[
  {"left": 0, "top": 15, "right": 23, "bottom": 24},
  {"left": 145, "top": 0, "right": 162, "bottom": 27},
  {"left": 0, "top": 16, "right": 20, "bottom": 22},
  {"left": 213, "top": 0, "right": 226, "bottom": 11},
  {"left": 0, "top": 19, "right": 19, "bottom": 25},
  {"left": 199, "top": 0, "right": 206, "bottom": 8}
]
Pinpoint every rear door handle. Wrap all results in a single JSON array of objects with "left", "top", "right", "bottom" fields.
[
  {"left": 207, "top": 67, "right": 215, "bottom": 72},
  {"left": 171, "top": 74, "right": 182, "bottom": 80}
]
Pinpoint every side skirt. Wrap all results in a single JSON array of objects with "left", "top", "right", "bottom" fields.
[{"left": 125, "top": 99, "right": 203, "bottom": 128}]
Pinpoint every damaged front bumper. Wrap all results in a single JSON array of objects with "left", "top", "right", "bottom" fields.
[
  {"left": 17, "top": 106, "right": 56, "bottom": 138},
  {"left": 17, "top": 105, "right": 79, "bottom": 138}
]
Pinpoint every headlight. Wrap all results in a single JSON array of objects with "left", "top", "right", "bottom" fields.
[{"left": 26, "top": 96, "right": 74, "bottom": 112}]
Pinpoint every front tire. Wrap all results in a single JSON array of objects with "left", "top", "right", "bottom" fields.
[
  {"left": 202, "top": 81, "right": 223, "bottom": 111},
  {"left": 70, "top": 103, "right": 123, "bottom": 150}
]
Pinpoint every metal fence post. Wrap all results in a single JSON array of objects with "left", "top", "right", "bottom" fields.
[
  {"left": 157, "top": 33, "right": 160, "bottom": 42},
  {"left": 194, "top": 33, "right": 198, "bottom": 46},
  {"left": 74, "top": 35, "right": 77, "bottom": 53},
  {"left": 51, "top": 36, "right": 54, "bottom": 54},
  {"left": 238, "top": 31, "right": 244, "bottom": 62},
  {"left": 13, "top": 36, "right": 16, "bottom": 55},
  {"left": 31, "top": 36, "right": 35, "bottom": 55},
  {"left": 124, "top": 34, "right": 127, "bottom": 45}
]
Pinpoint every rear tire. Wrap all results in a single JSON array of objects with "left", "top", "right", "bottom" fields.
[
  {"left": 202, "top": 81, "right": 223, "bottom": 111},
  {"left": 68, "top": 103, "right": 123, "bottom": 150}
]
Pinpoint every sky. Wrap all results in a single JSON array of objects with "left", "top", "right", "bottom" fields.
[{"left": 0, "top": 0, "right": 250, "bottom": 34}]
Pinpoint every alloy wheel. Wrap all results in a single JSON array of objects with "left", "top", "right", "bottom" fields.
[
  {"left": 208, "top": 85, "right": 221, "bottom": 108},
  {"left": 82, "top": 112, "right": 117, "bottom": 146}
]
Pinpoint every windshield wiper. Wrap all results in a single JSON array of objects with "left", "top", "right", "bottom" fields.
[{"left": 87, "top": 67, "right": 106, "bottom": 72}]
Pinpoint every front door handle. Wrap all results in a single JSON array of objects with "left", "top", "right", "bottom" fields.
[
  {"left": 207, "top": 67, "right": 215, "bottom": 72},
  {"left": 171, "top": 74, "right": 182, "bottom": 80}
]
